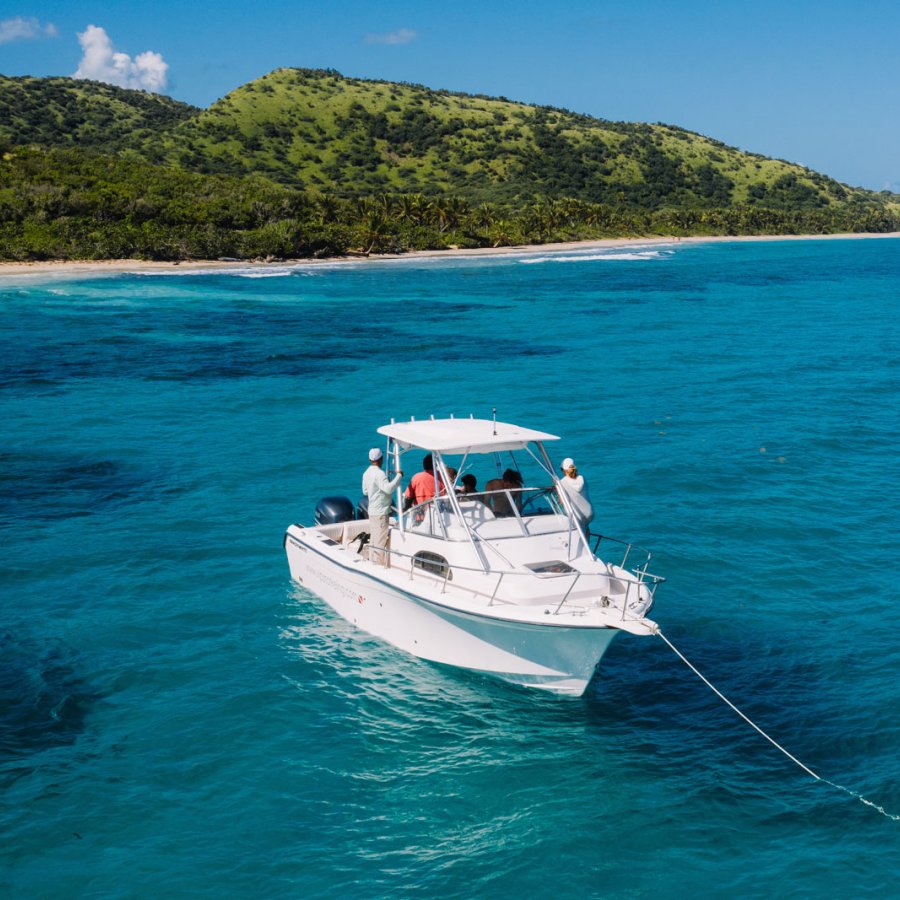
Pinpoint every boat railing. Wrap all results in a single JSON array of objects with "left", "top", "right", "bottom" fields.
[
  {"left": 588, "top": 531, "right": 653, "bottom": 573},
  {"left": 402, "top": 498, "right": 663, "bottom": 596},
  {"left": 585, "top": 532, "right": 666, "bottom": 619},
  {"left": 373, "top": 540, "right": 665, "bottom": 619},
  {"left": 314, "top": 515, "right": 665, "bottom": 616}
]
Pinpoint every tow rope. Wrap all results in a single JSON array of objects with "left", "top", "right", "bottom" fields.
[{"left": 657, "top": 629, "right": 899, "bottom": 821}]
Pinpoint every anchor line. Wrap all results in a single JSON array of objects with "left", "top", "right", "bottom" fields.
[
  {"left": 656, "top": 629, "right": 900, "bottom": 821},
  {"left": 656, "top": 629, "right": 819, "bottom": 779}
]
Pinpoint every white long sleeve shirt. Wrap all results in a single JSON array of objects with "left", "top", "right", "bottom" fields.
[
  {"left": 558, "top": 473, "right": 594, "bottom": 526},
  {"left": 362, "top": 464, "right": 402, "bottom": 517}
]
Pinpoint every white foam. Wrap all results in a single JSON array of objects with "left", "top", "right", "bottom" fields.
[
  {"left": 234, "top": 271, "right": 295, "bottom": 278},
  {"left": 134, "top": 265, "right": 320, "bottom": 278},
  {"left": 519, "top": 250, "right": 669, "bottom": 264}
]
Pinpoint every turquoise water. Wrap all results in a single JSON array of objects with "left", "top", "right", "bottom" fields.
[{"left": 2, "top": 238, "right": 899, "bottom": 897}]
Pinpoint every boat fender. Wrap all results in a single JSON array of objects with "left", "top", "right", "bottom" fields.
[{"left": 314, "top": 496, "right": 356, "bottom": 525}]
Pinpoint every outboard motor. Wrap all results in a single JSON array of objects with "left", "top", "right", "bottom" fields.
[{"left": 315, "top": 496, "right": 356, "bottom": 525}]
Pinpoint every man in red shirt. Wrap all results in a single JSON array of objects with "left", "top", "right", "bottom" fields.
[{"left": 404, "top": 454, "right": 437, "bottom": 510}]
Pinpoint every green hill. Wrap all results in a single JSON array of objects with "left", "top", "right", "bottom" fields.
[
  {"left": 0, "top": 69, "right": 898, "bottom": 261},
  {"left": 0, "top": 75, "right": 198, "bottom": 155},
  {"left": 156, "top": 68, "right": 878, "bottom": 211},
  {"left": 3, "top": 69, "right": 894, "bottom": 211}
]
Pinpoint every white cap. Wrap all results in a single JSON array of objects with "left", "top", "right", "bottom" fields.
[
  {"left": 369, "top": 447, "right": 383, "bottom": 461},
  {"left": 561, "top": 457, "right": 575, "bottom": 470}
]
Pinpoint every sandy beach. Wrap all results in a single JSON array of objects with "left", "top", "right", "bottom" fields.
[{"left": 1, "top": 232, "right": 898, "bottom": 278}]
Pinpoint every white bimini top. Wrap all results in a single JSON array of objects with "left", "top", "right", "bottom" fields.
[{"left": 378, "top": 418, "right": 559, "bottom": 455}]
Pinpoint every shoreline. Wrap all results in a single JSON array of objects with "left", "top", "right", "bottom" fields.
[{"left": 1, "top": 231, "right": 898, "bottom": 278}]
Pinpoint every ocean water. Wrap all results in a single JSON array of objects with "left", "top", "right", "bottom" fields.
[{"left": 2, "top": 238, "right": 899, "bottom": 897}]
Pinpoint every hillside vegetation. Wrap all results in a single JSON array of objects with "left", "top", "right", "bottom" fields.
[
  {"left": 0, "top": 75, "right": 197, "bottom": 154},
  {"left": 0, "top": 69, "right": 898, "bottom": 261},
  {"left": 157, "top": 68, "right": 876, "bottom": 210}
]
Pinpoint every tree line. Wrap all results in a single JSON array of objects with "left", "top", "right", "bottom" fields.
[{"left": 1, "top": 146, "right": 897, "bottom": 262}]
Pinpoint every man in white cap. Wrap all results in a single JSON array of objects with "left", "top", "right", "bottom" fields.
[
  {"left": 558, "top": 457, "right": 593, "bottom": 534},
  {"left": 362, "top": 447, "right": 403, "bottom": 565}
]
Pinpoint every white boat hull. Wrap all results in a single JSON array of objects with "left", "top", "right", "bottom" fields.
[{"left": 286, "top": 530, "right": 622, "bottom": 696}]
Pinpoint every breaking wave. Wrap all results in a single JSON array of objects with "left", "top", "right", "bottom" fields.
[{"left": 519, "top": 249, "right": 672, "bottom": 264}]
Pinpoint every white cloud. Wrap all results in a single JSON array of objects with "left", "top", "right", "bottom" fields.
[
  {"left": 73, "top": 24, "right": 168, "bottom": 93},
  {"left": 364, "top": 27, "right": 417, "bottom": 45},
  {"left": 0, "top": 16, "right": 58, "bottom": 44}
]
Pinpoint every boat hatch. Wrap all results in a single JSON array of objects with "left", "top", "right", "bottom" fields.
[{"left": 526, "top": 561, "right": 578, "bottom": 575}]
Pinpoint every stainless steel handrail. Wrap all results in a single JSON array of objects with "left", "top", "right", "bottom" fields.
[
  {"left": 308, "top": 519, "right": 664, "bottom": 614},
  {"left": 554, "top": 572, "right": 581, "bottom": 613},
  {"left": 589, "top": 531, "right": 655, "bottom": 573},
  {"left": 363, "top": 536, "right": 664, "bottom": 614}
]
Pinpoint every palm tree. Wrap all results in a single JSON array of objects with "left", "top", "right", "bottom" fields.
[
  {"left": 396, "top": 193, "right": 431, "bottom": 227},
  {"left": 446, "top": 197, "right": 471, "bottom": 233},
  {"left": 316, "top": 194, "right": 343, "bottom": 225},
  {"left": 489, "top": 219, "right": 517, "bottom": 248},
  {"left": 471, "top": 203, "right": 496, "bottom": 240},
  {"left": 373, "top": 193, "right": 396, "bottom": 218},
  {"left": 359, "top": 209, "right": 392, "bottom": 255}
]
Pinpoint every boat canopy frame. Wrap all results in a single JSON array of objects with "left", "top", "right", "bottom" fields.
[{"left": 380, "top": 417, "right": 590, "bottom": 571}]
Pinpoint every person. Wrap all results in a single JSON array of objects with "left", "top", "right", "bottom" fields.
[
  {"left": 404, "top": 453, "right": 437, "bottom": 510},
  {"left": 362, "top": 448, "right": 402, "bottom": 566},
  {"left": 557, "top": 457, "right": 593, "bottom": 533},
  {"left": 459, "top": 473, "right": 478, "bottom": 496},
  {"left": 483, "top": 468, "right": 523, "bottom": 517}
]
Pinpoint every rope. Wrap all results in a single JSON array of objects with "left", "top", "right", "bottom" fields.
[
  {"left": 657, "top": 629, "right": 819, "bottom": 778},
  {"left": 656, "top": 629, "right": 899, "bottom": 820}
]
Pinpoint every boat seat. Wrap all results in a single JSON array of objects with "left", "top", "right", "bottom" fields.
[{"left": 317, "top": 523, "right": 345, "bottom": 542}]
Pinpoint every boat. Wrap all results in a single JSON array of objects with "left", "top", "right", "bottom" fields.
[{"left": 283, "top": 415, "right": 664, "bottom": 696}]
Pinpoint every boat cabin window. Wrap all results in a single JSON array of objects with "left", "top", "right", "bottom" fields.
[{"left": 413, "top": 551, "right": 453, "bottom": 579}]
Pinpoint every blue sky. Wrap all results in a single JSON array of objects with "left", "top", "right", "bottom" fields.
[{"left": 2, "top": 0, "right": 897, "bottom": 191}]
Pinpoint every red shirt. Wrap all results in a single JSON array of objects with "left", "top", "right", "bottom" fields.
[{"left": 406, "top": 470, "right": 437, "bottom": 506}]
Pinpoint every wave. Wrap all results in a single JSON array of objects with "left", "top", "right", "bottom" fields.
[
  {"left": 133, "top": 265, "right": 321, "bottom": 278},
  {"left": 519, "top": 250, "right": 671, "bottom": 264},
  {"left": 233, "top": 271, "right": 297, "bottom": 278}
]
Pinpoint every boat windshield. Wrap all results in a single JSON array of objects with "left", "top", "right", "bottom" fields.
[
  {"left": 402, "top": 487, "right": 569, "bottom": 540},
  {"left": 391, "top": 441, "right": 584, "bottom": 540}
]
